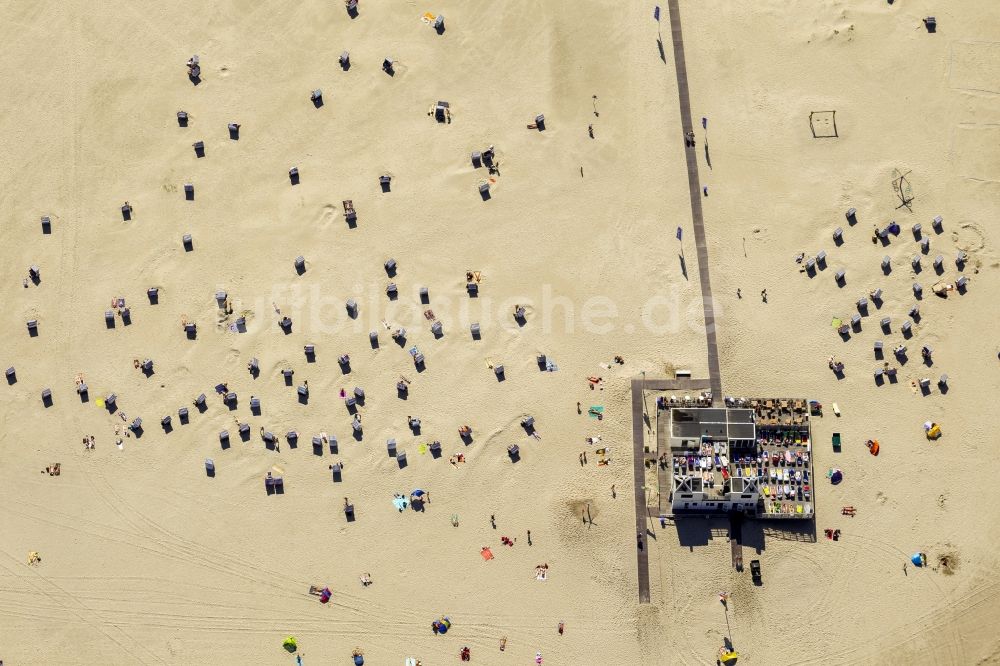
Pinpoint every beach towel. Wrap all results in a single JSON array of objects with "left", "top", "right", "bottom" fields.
[
  {"left": 588, "top": 406, "right": 604, "bottom": 419},
  {"left": 481, "top": 547, "right": 494, "bottom": 561},
  {"left": 393, "top": 496, "right": 408, "bottom": 511}
]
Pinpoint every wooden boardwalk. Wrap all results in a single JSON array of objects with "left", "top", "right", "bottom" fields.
[
  {"left": 631, "top": 376, "right": 712, "bottom": 603},
  {"left": 667, "top": 0, "right": 723, "bottom": 404},
  {"left": 630, "top": 379, "right": 651, "bottom": 603}
]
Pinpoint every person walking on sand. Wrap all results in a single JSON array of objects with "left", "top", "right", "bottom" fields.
[
  {"left": 737, "top": 288, "right": 741, "bottom": 299},
  {"left": 761, "top": 289, "right": 767, "bottom": 302},
  {"left": 490, "top": 514, "right": 496, "bottom": 529},
  {"left": 611, "top": 484, "right": 616, "bottom": 498}
]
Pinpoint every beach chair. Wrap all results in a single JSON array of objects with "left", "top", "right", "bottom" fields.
[
  {"left": 816, "top": 250, "right": 827, "bottom": 266},
  {"left": 932, "top": 215, "right": 943, "bottom": 230},
  {"left": 494, "top": 364, "right": 505, "bottom": 380},
  {"left": 912, "top": 283, "right": 922, "bottom": 297},
  {"left": 205, "top": 459, "right": 215, "bottom": 476},
  {"left": 881, "top": 256, "right": 891, "bottom": 271},
  {"left": 413, "top": 352, "right": 425, "bottom": 367},
  {"left": 228, "top": 123, "right": 240, "bottom": 139},
  {"left": 837, "top": 323, "right": 849, "bottom": 335},
  {"left": 397, "top": 452, "right": 407, "bottom": 468},
  {"left": 956, "top": 275, "right": 968, "bottom": 291},
  {"left": 419, "top": 287, "right": 429, "bottom": 304},
  {"left": 909, "top": 305, "right": 920, "bottom": 318},
  {"left": 912, "top": 222, "right": 922, "bottom": 239},
  {"left": 183, "top": 234, "right": 193, "bottom": 250},
  {"left": 41, "top": 215, "right": 51, "bottom": 233},
  {"left": 130, "top": 418, "right": 142, "bottom": 431},
  {"left": 938, "top": 374, "right": 948, "bottom": 386},
  {"left": 434, "top": 101, "right": 449, "bottom": 122},
  {"left": 386, "top": 283, "right": 398, "bottom": 298},
  {"left": 850, "top": 314, "right": 861, "bottom": 329},
  {"left": 41, "top": 388, "right": 52, "bottom": 405},
  {"left": 920, "top": 238, "right": 930, "bottom": 252},
  {"left": 344, "top": 502, "right": 355, "bottom": 520},
  {"left": 845, "top": 207, "right": 856, "bottom": 221},
  {"left": 871, "top": 288, "right": 883, "bottom": 301},
  {"left": 880, "top": 317, "right": 891, "bottom": 331},
  {"left": 346, "top": 298, "right": 358, "bottom": 316},
  {"left": 27, "top": 319, "right": 39, "bottom": 334},
  {"left": 5, "top": 367, "right": 15, "bottom": 384},
  {"left": 311, "top": 89, "right": 323, "bottom": 106},
  {"left": 178, "top": 407, "right": 189, "bottom": 423},
  {"left": 429, "top": 441, "right": 442, "bottom": 456},
  {"left": 383, "top": 58, "right": 394, "bottom": 74},
  {"left": 339, "top": 51, "right": 350, "bottom": 68},
  {"left": 467, "top": 282, "right": 479, "bottom": 296},
  {"left": 534, "top": 114, "right": 545, "bottom": 130},
  {"left": 470, "top": 322, "right": 481, "bottom": 339},
  {"left": 238, "top": 422, "right": 250, "bottom": 437},
  {"left": 479, "top": 182, "right": 490, "bottom": 198},
  {"left": 832, "top": 227, "right": 843, "bottom": 242},
  {"left": 508, "top": 444, "right": 520, "bottom": 461},
  {"left": 193, "top": 140, "right": 205, "bottom": 157},
  {"left": 384, "top": 258, "right": 397, "bottom": 275},
  {"left": 183, "top": 184, "right": 194, "bottom": 200},
  {"left": 911, "top": 256, "right": 920, "bottom": 269},
  {"left": 177, "top": 110, "right": 189, "bottom": 126},
  {"left": 386, "top": 439, "right": 397, "bottom": 457},
  {"left": 857, "top": 297, "right": 868, "bottom": 311},
  {"left": 834, "top": 269, "right": 845, "bottom": 284},
  {"left": 250, "top": 397, "right": 261, "bottom": 412},
  {"left": 105, "top": 310, "right": 115, "bottom": 328},
  {"left": 304, "top": 344, "right": 315, "bottom": 359},
  {"left": 161, "top": 415, "right": 171, "bottom": 428},
  {"left": 431, "top": 321, "right": 443, "bottom": 337},
  {"left": 923, "top": 16, "right": 936, "bottom": 31},
  {"left": 805, "top": 257, "right": 815, "bottom": 272},
  {"left": 932, "top": 255, "right": 943, "bottom": 271},
  {"left": 297, "top": 385, "right": 309, "bottom": 397},
  {"left": 433, "top": 14, "right": 444, "bottom": 31},
  {"left": 471, "top": 151, "right": 482, "bottom": 168},
  {"left": 121, "top": 203, "right": 132, "bottom": 220}
]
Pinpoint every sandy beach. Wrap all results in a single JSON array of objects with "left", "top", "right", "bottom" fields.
[{"left": 2, "top": 1, "right": 998, "bottom": 664}]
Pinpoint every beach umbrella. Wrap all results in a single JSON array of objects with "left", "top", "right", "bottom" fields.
[
  {"left": 911, "top": 553, "right": 924, "bottom": 567},
  {"left": 282, "top": 637, "right": 297, "bottom": 652},
  {"left": 411, "top": 489, "right": 426, "bottom": 497},
  {"left": 720, "top": 650, "right": 740, "bottom": 664}
]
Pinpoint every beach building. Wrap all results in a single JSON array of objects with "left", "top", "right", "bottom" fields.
[{"left": 663, "top": 399, "right": 815, "bottom": 520}]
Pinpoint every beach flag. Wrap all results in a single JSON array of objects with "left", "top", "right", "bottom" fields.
[
  {"left": 653, "top": 5, "right": 660, "bottom": 21},
  {"left": 676, "top": 226, "right": 683, "bottom": 241}
]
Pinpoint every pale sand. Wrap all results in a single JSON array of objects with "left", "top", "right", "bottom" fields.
[{"left": 0, "top": 1, "right": 998, "bottom": 664}]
